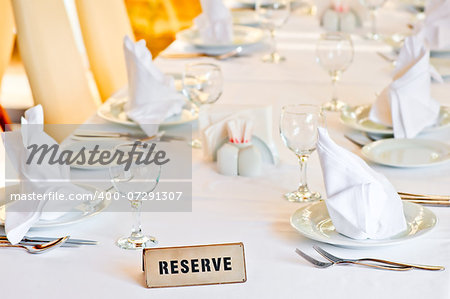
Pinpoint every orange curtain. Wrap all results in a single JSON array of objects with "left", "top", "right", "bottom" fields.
[{"left": 124, "top": 0, "right": 201, "bottom": 57}]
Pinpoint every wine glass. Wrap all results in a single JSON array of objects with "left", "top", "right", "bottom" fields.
[
  {"left": 316, "top": 32, "right": 354, "bottom": 112},
  {"left": 183, "top": 63, "right": 223, "bottom": 148},
  {"left": 359, "top": 0, "right": 387, "bottom": 40},
  {"left": 256, "top": 0, "right": 291, "bottom": 63},
  {"left": 280, "top": 104, "right": 323, "bottom": 202},
  {"left": 109, "top": 142, "right": 161, "bottom": 250}
]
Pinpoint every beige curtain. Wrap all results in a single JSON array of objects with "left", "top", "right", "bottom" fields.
[
  {"left": 75, "top": 0, "right": 134, "bottom": 102},
  {"left": 11, "top": 0, "right": 98, "bottom": 124},
  {"left": 0, "top": 0, "right": 15, "bottom": 86}
]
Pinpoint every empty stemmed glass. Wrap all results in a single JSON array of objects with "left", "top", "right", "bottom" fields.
[
  {"left": 280, "top": 104, "right": 323, "bottom": 202},
  {"left": 109, "top": 143, "right": 161, "bottom": 250},
  {"left": 183, "top": 63, "right": 223, "bottom": 148},
  {"left": 359, "top": 0, "right": 387, "bottom": 40},
  {"left": 316, "top": 32, "right": 354, "bottom": 112},
  {"left": 256, "top": 0, "right": 291, "bottom": 63}
]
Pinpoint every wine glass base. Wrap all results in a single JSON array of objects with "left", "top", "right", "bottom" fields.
[
  {"left": 262, "top": 53, "right": 285, "bottom": 63},
  {"left": 285, "top": 190, "right": 321, "bottom": 202},
  {"left": 322, "top": 100, "right": 347, "bottom": 112},
  {"left": 365, "top": 32, "right": 382, "bottom": 41},
  {"left": 190, "top": 138, "right": 202, "bottom": 149},
  {"left": 116, "top": 235, "right": 158, "bottom": 250}
]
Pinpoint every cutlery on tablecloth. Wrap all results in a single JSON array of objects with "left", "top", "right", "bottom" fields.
[
  {"left": 313, "top": 246, "right": 445, "bottom": 271},
  {"left": 159, "top": 46, "right": 243, "bottom": 60},
  {"left": 295, "top": 249, "right": 412, "bottom": 271},
  {"left": 0, "top": 235, "right": 98, "bottom": 245},
  {"left": 0, "top": 236, "right": 70, "bottom": 254},
  {"left": 72, "top": 130, "right": 185, "bottom": 142}
]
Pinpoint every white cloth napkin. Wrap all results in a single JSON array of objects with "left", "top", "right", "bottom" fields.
[
  {"left": 194, "top": 0, "right": 233, "bottom": 44},
  {"left": 418, "top": 0, "right": 450, "bottom": 50},
  {"left": 369, "top": 35, "right": 441, "bottom": 138},
  {"left": 2, "top": 105, "right": 85, "bottom": 244},
  {"left": 317, "top": 128, "right": 407, "bottom": 239},
  {"left": 123, "top": 36, "right": 185, "bottom": 136}
]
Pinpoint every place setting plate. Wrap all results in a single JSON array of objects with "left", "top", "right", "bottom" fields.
[
  {"left": 177, "top": 25, "right": 265, "bottom": 49},
  {"left": 340, "top": 104, "right": 450, "bottom": 135},
  {"left": 0, "top": 184, "right": 110, "bottom": 229},
  {"left": 290, "top": 201, "right": 437, "bottom": 248},
  {"left": 362, "top": 138, "right": 450, "bottom": 168},
  {"left": 97, "top": 87, "right": 197, "bottom": 127}
]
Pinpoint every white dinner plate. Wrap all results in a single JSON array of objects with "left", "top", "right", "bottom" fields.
[
  {"left": 0, "top": 184, "right": 110, "bottom": 229},
  {"left": 340, "top": 104, "right": 450, "bottom": 135},
  {"left": 177, "top": 25, "right": 265, "bottom": 49},
  {"left": 362, "top": 138, "right": 450, "bottom": 168},
  {"left": 97, "top": 88, "right": 197, "bottom": 128},
  {"left": 232, "top": 10, "right": 259, "bottom": 26},
  {"left": 290, "top": 201, "right": 437, "bottom": 248},
  {"left": 431, "top": 57, "right": 450, "bottom": 78}
]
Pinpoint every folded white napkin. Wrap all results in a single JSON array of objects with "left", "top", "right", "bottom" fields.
[
  {"left": 369, "top": 35, "right": 441, "bottom": 138},
  {"left": 194, "top": 0, "right": 233, "bottom": 44},
  {"left": 419, "top": 0, "right": 450, "bottom": 50},
  {"left": 199, "top": 104, "right": 277, "bottom": 163},
  {"left": 123, "top": 36, "right": 185, "bottom": 136},
  {"left": 317, "top": 128, "right": 407, "bottom": 240},
  {"left": 2, "top": 105, "right": 86, "bottom": 244}
]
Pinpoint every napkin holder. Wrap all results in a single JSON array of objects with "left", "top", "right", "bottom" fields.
[
  {"left": 217, "top": 141, "right": 262, "bottom": 177},
  {"left": 199, "top": 104, "right": 278, "bottom": 165}
]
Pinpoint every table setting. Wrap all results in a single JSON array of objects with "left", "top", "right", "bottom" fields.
[{"left": 1, "top": 0, "right": 450, "bottom": 297}]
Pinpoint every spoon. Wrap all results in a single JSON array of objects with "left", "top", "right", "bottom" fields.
[{"left": 0, "top": 236, "right": 70, "bottom": 254}]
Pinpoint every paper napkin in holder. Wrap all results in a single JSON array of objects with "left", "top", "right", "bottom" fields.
[
  {"left": 199, "top": 104, "right": 278, "bottom": 164},
  {"left": 369, "top": 34, "right": 442, "bottom": 138},
  {"left": 123, "top": 36, "right": 185, "bottom": 136},
  {"left": 217, "top": 119, "right": 262, "bottom": 176},
  {"left": 2, "top": 105, "right": 87, "bottom": 244},
  {"left": 194, "top": 0, "right": 233, "bottom": 44},
  {"left": 317, "top": 128, "right": 407, "bottom": 240}
]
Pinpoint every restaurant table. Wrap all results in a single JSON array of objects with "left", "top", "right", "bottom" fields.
[{"left": 1, "top": 6, "right": 450, "bottom": 299}]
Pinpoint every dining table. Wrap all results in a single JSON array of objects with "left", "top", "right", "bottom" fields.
[{"left": 1, "top": 4, "right": 450, "bottom": 299}]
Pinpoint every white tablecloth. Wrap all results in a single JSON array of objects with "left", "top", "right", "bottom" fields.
[{"left": 1, "top": 8, "right": 450, "bottom": 299}]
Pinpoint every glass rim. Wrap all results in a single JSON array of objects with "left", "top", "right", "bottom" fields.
[
  {"left": 318, "top": 32, "right": 353, "bottom": 43},
  {"left": 281, "top": 104, "right": 322, "bottom": 115},
  {"left": 184, "top": 62, "right": 221, "bottom": 71}
]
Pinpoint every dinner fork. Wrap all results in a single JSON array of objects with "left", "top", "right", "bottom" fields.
[
  {"left": 295, "top": 248, "right": 412, "bottom": 271},
  {"left": 313, "top": 246, "right": 444, "bottom": 271}
]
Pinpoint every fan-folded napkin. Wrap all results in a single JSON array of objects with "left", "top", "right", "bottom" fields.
[
  {"left": 124, "top": 36, "right": 185, "bottom": 136},
  {"left": 194, "top": 0, "right": 233, "bottom": 44},
  {"left": 2, "top": 105, "right": 86, "bottom": 244},
  {"left": 369, "top": 35, "right": 441, "bottom": 138},
  {"left": 317, "top": 128, "right": 407, "bottom": 239}
]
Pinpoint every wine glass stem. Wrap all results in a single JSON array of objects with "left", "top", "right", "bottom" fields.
[
  {"left": 331, "top": 75, "right": 339, "bottom": 104},
  {"left": 370, "top": 9, "right": 377, "bottom": 37},
  {"left": 130, "top": 200, "right": 143, "bottom": 239},
  {"left": 270, "top": 29, "right": 277, "bottom": 57},
  {"left": 297, "top": 155, "right": 309, "bottom": 192}
]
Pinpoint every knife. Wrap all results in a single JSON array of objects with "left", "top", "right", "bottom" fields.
[{"left": 0, "top": 235, "right": 98, "bottom": 245}]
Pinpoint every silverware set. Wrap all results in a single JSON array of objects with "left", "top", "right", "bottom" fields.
[
  {"left": 71, "top": 130, "right": 186, "bottom": 143},
  {"left": 0, "top": 235, "right": 98, "bottom": 254},
  {"left": 296, "top": 246, "right": 444, "bottom": 271}
]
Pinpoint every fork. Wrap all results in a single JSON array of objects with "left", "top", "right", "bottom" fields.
[
  {"left": 295, "top": 249, "right": 412, "bottom": 271},
  {"left": 313, "top": 246, "right": 444, "bottom": 271}
]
